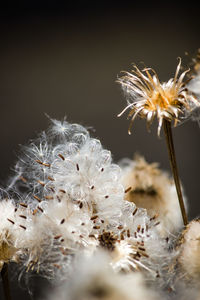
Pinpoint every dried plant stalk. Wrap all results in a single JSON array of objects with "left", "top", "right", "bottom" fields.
[{"left": 163, "top": 119, "right": 188, "bottom": 226}]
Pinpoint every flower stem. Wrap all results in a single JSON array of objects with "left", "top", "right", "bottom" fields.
[
  {"left": 163, "top": 119, "right": 188, "bottom": 226},
  {"left": 1, "top": 263, "right": 11, "bottom": 300}
]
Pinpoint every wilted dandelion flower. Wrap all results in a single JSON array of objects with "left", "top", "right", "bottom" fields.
[{"left": 118, "top": 58, "right": 198, "bottom": 135}]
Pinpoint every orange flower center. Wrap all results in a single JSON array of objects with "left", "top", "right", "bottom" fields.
[{"left": 147, "top": 89, "right": 178, "bottom": 111}]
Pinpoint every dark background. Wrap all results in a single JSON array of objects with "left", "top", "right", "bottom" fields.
[{"left": 0, "top": 2, "right": 200, "bottom": 299}]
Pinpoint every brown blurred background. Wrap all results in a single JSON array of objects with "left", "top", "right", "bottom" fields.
[{"left": 0, "top": 2, "right": 200, "bottom": 299}]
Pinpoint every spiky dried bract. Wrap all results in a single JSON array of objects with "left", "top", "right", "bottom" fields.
[
  {"left": 120, "top": 155, "right": 187, "bottom": 235},
  {"left": 177, "top": 219, "right": 200, "bottom": 281},
  {"left": 118, "top": 59, "right": 198, "bottom": 135},
  {"left": 46, "top": 252, "right": 161, "bottom": 300}
]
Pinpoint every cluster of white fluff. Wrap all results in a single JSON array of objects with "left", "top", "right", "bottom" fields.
[
  {"left": 4, "top": 119, "right": 170, "bottom": 281},
  {"left": 46, "top": 251, "right": 161, "bottom": 300},
  {"left": 0, "top": 117, "right": 200, "bottom": 299},
  {"left": 0, "top": 119, "right": 170, "bottom": 288}
]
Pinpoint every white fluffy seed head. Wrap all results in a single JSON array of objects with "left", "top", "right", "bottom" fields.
[
  {"left": 5, "top": 119, "right": 173, "bottom": 283},
  {"left": 10, "top": 118, "right": 124, "bottom": 218},
  {"left": 178, "top": 219, "right": 200, "bottom": 280},
  {"left": 0, "top": 199, "right": 20, "bottom": 268},
  {"left": 95, "top": 199, "right": 170, "bottom": 279},
  {"left": 120, "top": 155, "right": 186, "bottom": 235},
  {"left": 0, "top": 197, "right": 70, "bottom": 279},
  {"left": 46, "top": 251, "right": 161, "bottom": 300},
  {"left": 0, "top": 199, "right": 38, "bottom": 269},
  {"left": 5, "top": 119, "right": 127, "bottom": 276}
]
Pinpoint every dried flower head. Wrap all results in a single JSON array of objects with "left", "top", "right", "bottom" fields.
[
  {"left": 117, "top": 58, "right": 198, "bottom": 135},
  {"left": 120, "top": 155, "right": 187, "bottom": 234}
]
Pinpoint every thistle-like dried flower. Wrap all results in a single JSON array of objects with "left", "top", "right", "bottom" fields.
[
  {"left": 117, "top": 58, "right": 198, "bottom": 135},
  {"left": 120, "top": 155, "right": 187, "bottom": 234}
]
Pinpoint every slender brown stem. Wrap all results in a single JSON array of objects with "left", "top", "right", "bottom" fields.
[
  {"left": 163, "top": 119, "right": 188, "bottom": 226},
  {"left": 1, "top": 263, "right": 11, "bottom": 300}
]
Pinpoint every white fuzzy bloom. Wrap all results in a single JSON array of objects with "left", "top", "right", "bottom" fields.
[
  {"left": 10, "top": 119, "right": 124, "bottom": 219},
  {"left": 94, "top": 199, "right": 171, "bottom": 281},
  {"left": 46, "top": 251, "right": 161, "bottom": 300},
  {"left": 5, "top": 119, "right": 172, "bottom": 283},
  {"left": 0, "top": 199, "right": 21, "bottom": 269},
  {"left": 0, "top": 198, "right": 55, "bottom": 275},
  {"left": 5, "top": 119, "right": 125, "bottom": 276},
  {"left": 0, "top": 197, "right": 67, "bottom": 279},
  {"left": 18, "top": 211, "right": 66, "bottom": 278}
]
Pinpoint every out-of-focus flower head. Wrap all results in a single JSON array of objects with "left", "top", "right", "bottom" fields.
[
  {"left": 46, "top": 251, "right": 161, "bottom": 300},
  {"left": 185, "top": 49, "right": 200, "bottom": 125},
  {"left": 176, "top": 219, "right": 200, "bottom": 281},
  {"left": 119, "top": 155, "right": 187, "bottom": 235}
]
